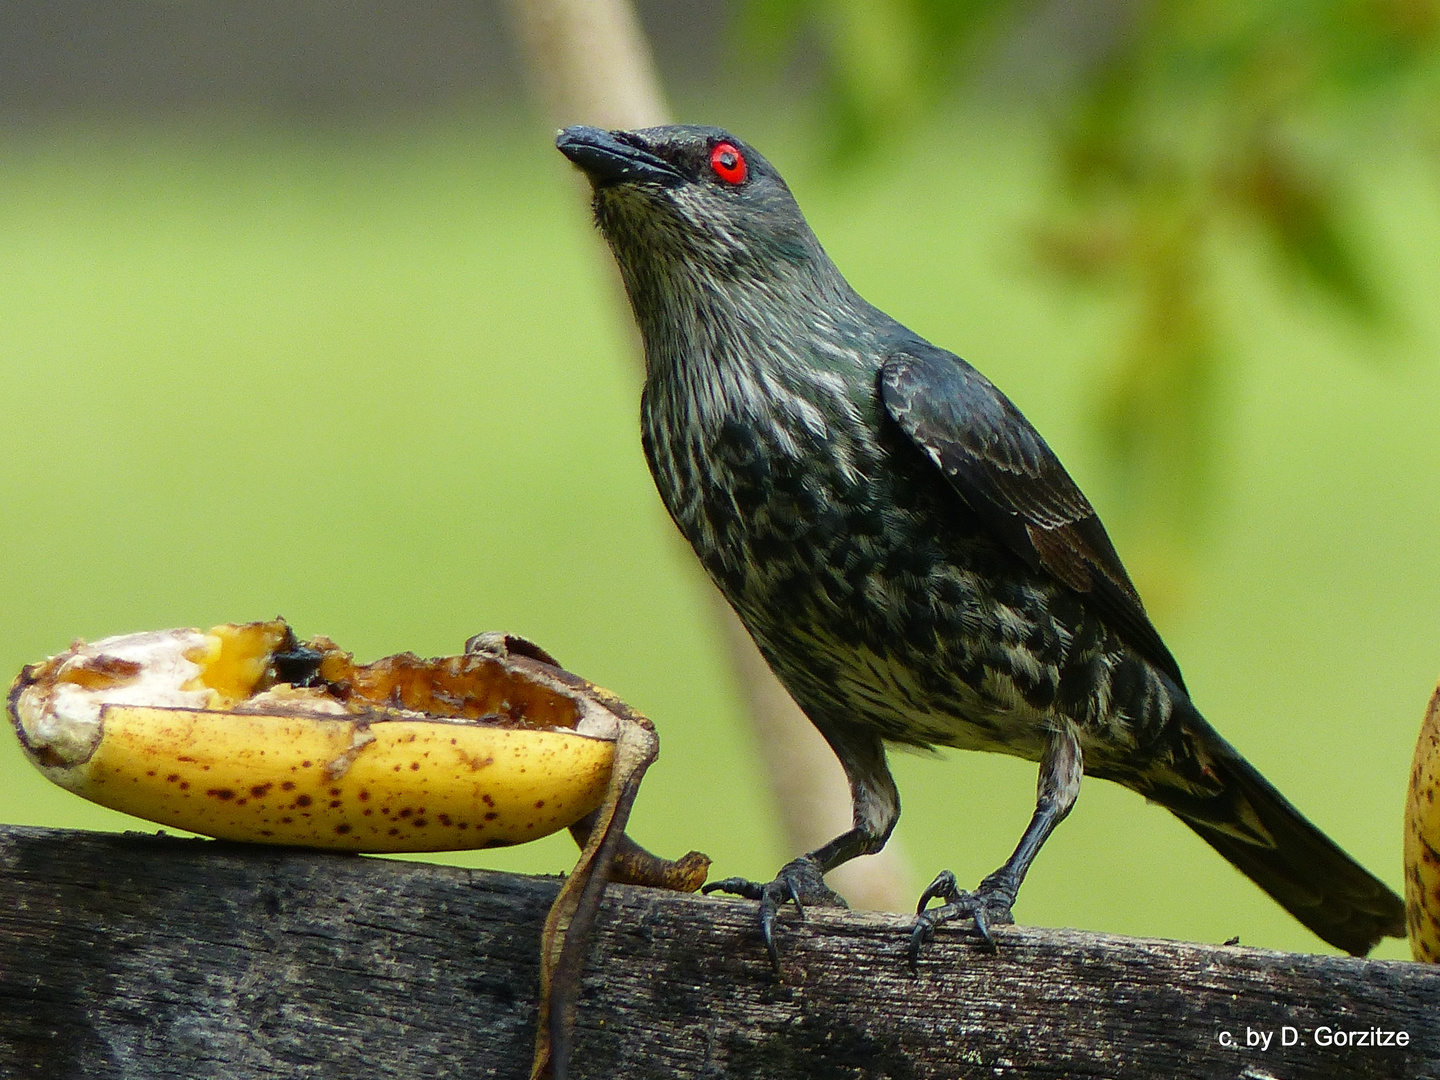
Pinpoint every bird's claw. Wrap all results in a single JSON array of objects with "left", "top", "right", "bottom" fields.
[
  {"left": 909, "top": 869, "right": 1016, "bottom": 972},
  {"left": 702, "top": 856, "right": 847, "bottom": 974}
]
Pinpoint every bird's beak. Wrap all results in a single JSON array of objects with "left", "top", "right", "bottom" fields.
[{"left": 556, "top": 126, "right": 682, "bottom": 187}]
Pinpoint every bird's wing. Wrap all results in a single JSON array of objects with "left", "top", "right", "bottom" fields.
[{"left": 880, "top": 344, "right": 1185, "bottom": 689}]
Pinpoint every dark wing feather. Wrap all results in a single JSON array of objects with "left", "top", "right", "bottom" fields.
[{"left": 880, "top": 345, "right": 1185, "bottom": 690}]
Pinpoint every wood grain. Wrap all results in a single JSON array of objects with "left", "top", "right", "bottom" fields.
[{"left": 1, "top": 825, "right": 1434, "bottom": 1079}]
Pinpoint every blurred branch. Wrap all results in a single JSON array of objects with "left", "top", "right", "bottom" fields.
[
  {"left": 502, "top": 0, "right": 667, "bottom": 129},
  {"left": 503, "top": 0, "right": 913, "bottom": 912}
]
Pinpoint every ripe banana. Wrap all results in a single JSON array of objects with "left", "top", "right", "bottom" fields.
[
  {"left": 8, "top": 620, "right": 619, "bottom": 852},
  {"left": 1406, "top": 680, "right": 1440, "bottom": 961}
]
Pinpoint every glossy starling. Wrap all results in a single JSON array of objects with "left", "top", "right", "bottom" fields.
[{"left": 556, "top": 123, "right": 1405, "bottom": 961}]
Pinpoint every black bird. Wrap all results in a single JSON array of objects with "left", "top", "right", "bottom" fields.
[{"left": 556, "top": 123, "right": 1405, "bottom": 962}]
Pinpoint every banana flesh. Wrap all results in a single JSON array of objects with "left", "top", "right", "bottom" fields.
[
  {"left": 8, "top": 621, "right": 617, "bottom": 852},
  {"left": 1406, "top": 681, "right": 1440, "bottom": 960}
]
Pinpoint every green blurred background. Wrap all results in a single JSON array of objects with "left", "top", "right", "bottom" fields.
[{"left": 3, "top": 1, "right": 1439, "bottom": 960}]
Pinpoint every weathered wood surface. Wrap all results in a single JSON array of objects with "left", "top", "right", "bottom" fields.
[{"left": 0, "top": 825, "right": 1434, "bottom": 1079}]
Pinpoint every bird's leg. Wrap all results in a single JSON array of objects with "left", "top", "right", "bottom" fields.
[
  {"left": 703, "top": 724, "right": 898, "bottom": 973},
  {"left": 910, "top": 719, "right": 1083, "bottom": 968}
]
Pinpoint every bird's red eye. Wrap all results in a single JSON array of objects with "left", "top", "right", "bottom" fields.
[{"left": 709, "top": 142, "right": 747, "bottom": 185}]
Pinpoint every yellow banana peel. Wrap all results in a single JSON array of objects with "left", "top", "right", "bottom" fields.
[
  {"left": 1405, "top": 681, "right": 1440, "bottom": 961},
  {"left": 8, "top": 620, "right": 618, "bottom": 851}
]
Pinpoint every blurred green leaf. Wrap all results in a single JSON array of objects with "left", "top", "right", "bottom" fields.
[
  {"left": 1223, "top": 132, "right": 1383, "bottom": 321},
  {"left": 739, "top": 0, "right": 1439, "bottom": 585},
  {"left": 740, "top": 0, "right": 1008, "bottom": 156}
]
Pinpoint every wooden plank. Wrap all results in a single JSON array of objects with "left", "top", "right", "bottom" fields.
[{"left": 0, "top": 825, "right": 1434, "bottom": 1079}]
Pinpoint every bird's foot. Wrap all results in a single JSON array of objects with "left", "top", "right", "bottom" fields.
[
  {"left": 702, "top": 855, "right": 848, "bottom": 974},
  {"left": 909, "top": 869, "right": 1016, "bottom": 971}
]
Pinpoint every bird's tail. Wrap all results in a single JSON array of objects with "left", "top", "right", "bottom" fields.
[{"left": 1106, "top": 709, "right": 1404, "bottom": 956}]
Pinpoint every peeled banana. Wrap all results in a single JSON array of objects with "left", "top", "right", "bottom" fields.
[{"left": 7, "top": 620, "right": 619, "bottom": 851}]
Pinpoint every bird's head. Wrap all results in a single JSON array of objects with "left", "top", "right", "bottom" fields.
[{"left": 556, "top": 124, "right": 829, "bottom": 297}]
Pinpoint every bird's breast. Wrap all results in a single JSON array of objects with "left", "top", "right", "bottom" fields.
[
  {"left": 642, "top": 376, "right": 1018, "bottom": 728},
  {"left": 637, "top": 361, "right": 1164, "bottom": 756},
  {"left": 641, "top": 373, "right": 885, "bottom": 609}
]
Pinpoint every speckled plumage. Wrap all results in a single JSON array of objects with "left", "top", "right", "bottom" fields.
[{"left": 558, "top": 124, "right": 1404, "bottom": 958}]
